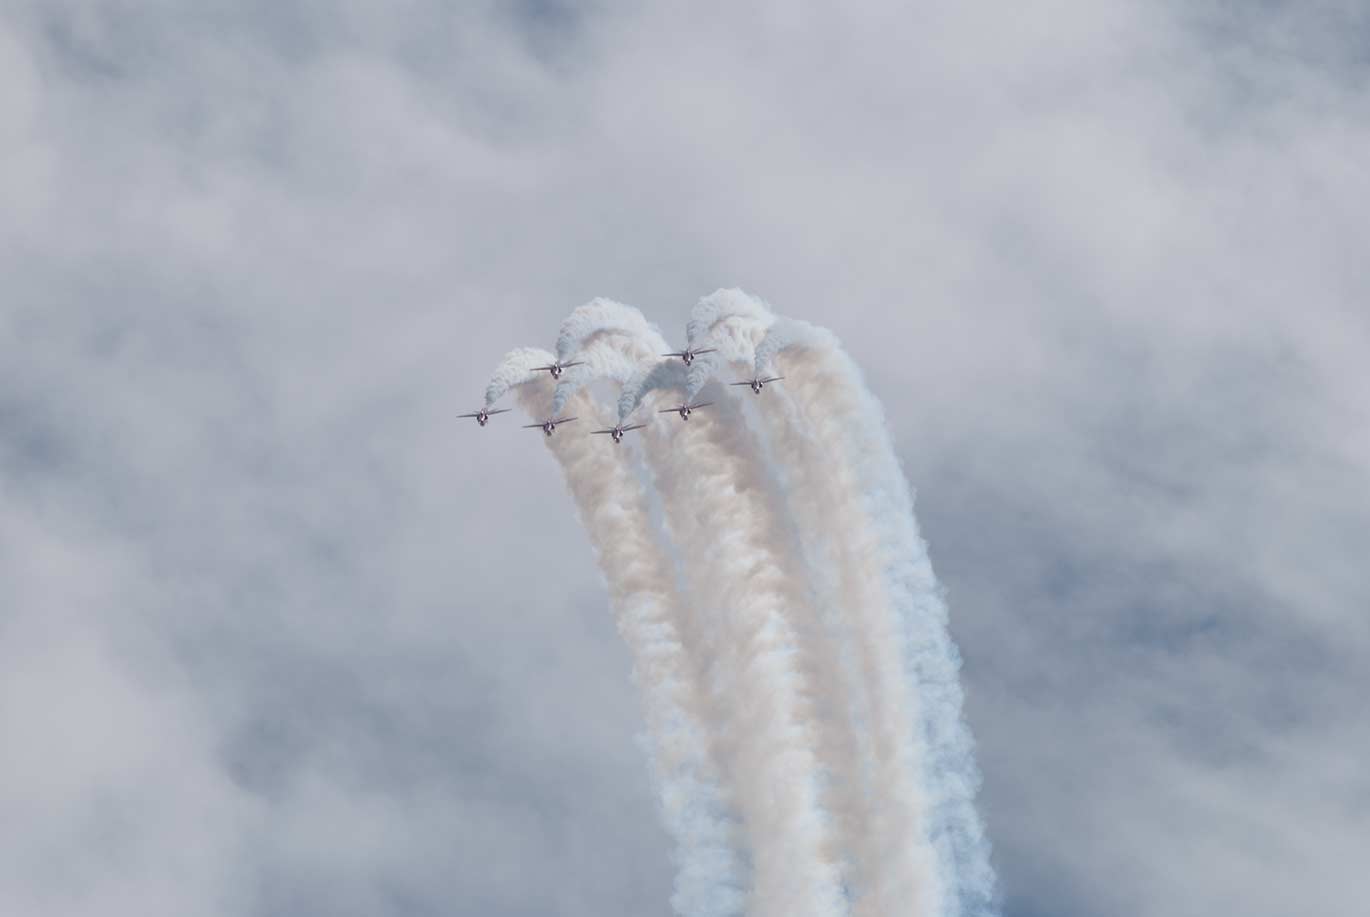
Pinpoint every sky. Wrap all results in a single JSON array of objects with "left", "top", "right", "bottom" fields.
[{"left": 2, "top": 2, "right": 1369, "bottom": 915}]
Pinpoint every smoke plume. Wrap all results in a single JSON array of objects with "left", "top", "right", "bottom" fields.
[{"left": 481, "top": 292, "right": 996, "bottom": 917}]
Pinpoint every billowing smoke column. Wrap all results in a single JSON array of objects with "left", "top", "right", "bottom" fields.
[{"left": 483, "top": 293, "right": 997, "bottom": 917}]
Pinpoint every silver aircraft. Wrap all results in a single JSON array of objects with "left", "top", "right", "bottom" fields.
[
  {"left": 530, "top": 360, "right": 586, "bottom": 379},
  {"left": 662, "top": 347, "right": 716, "bottom": 366},
  {"left": 458, "top": 407, "right": 511, "bottom": 427},
  {"left": 591, "top": 423, "right": 648, "bottom": 443},
  {"left": 523, "top": 416, "right": 578, "bottom": 436},
  {"left": 731, "top": 376, "right": 784, "bottom": 394},
  {"left": 658, "top": 401, "right": 713, "bottom": 421}
]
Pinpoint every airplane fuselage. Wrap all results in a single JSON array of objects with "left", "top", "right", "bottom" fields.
[
  {"left": 680, "top": 407, "right": 692, "bottom": 420},
  {"left": 548, "top": 365, "right": 564, "bottom": 378},
  {"left": 664, "top": 347, "right": 713, "bottom": 366},
  {"left": 523, "top": 415, "right": 574, "bottom": 436},
  {"left": 593, "top": 422, "right": 641, "bottom": 442},
  {"left": 750, "top": 381, "right": 763, "bottom": 393},
  {"left": 464, "top": 406, "right": 510, "bottom": 426}
]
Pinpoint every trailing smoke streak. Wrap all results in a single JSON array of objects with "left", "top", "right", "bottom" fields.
[
  {"left": 487, "top": 345, "right": 746, "bottom": 917},
  {"left": 621, "top": 340, "right": 876, "bottom": 909},
  {"left": 681, "top": 296, "right": 943, "bottom": 916},
  {"left": 740, "top": 382, "right": 878, "bottom": 900},
  {"left": 530, "top": 387, "right": 746, "bottom": 917},
  {"left": 550, "top": 305, "right": 849, "bottom": 910},
  {"left": 684, "top": 288, "right": 776, "bottom": 385},
  {"left": 631, "top": 379, "right": 847, "bottom": 917},
  {"left": 755, "top": 319, "right": 998, "bottom": 917},
  {"left": 483, "top": 346, "right": 556, "bottom": 410},
  {"left": 759, "top": 398, "right": 942, "bottom": 913},
  {"left": 752, "top": 350, "right": 941, "bottom": 917},
  {"left": 548, "top": 299, "right": 672, "bottom": 421},
  {"left": 676, "top": 298, "right": 879, "bottom": 903},
  {"left": 555, "top": 298, "right": 666, "bottom": 367}
]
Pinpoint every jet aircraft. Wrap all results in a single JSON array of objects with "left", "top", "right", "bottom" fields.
[
  {"left": 658, "top": 401, "right": 713, "bottom": 421},
  {"left": 591, "top": 423, "right": 647, "bottom": 443},
  {"left": 530, "top": 360, "right": 585, "bottom": 379},
  {"left": 523, "top": 416, "right": 578, "bottom": 436},
  {"left": 458, "top": 407, "right": 511, "bottom": 426},
  {"left": 731, "top": 376, "right": 783, "bottom": 394},
  {"left": 662, "top": 347, "right": 716, "bottom": 366}
]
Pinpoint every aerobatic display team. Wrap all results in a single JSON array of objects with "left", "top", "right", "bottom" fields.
[{"left": 467, "top": 290, "right": 996, "bottom": 917}]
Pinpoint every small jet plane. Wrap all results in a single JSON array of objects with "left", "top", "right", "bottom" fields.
[
  {"left": 523, "top": 416, "right": 578, "bottom": 436},
  {"left": 530, "top": 360, "right": 586, "bottom": 379},
  {"left": 591, "top": 423, "right": 647, "bottom": 443},
  {"left": 458, "top": 407, "right": 511, "bottom": 427},
  {"left": 731, "top": 376, "right": 784, "bottom": 394},
  {"left": 658, "top": 401, "right": 713, "bottom": 421},
  {"left": 662, "top": 347, "right": 716, "bottom": 366}
]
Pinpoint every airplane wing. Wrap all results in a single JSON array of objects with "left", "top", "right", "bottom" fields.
[
  {"left": 658, "top": 406, "right": 681, "bottom": 413},
  {"left": 551, "top": 416, "right": 578, "bottom": 424},
  {"left": 661, "top": 351, "right": 686, "bottom": 357},
  {"left": 623, "top": 423, "right": 647, "bottom": 432},
  {"left": 522, "top": 423, "right": 545, "bottom": 429},
  {"left": 694, "top": 348, "right": 717, "bottom": 355},
  {"left": 590, "top": 429, "right": 615, "bottom": 435},
  {"left": 760, "top": 376, "right": 783, "bottom": 384},
  {"left": 562, "top": 361, "right": 585, "bottom": 369},
  {"left": 486, "top": 408, "right": 511, "bottom": 415},
  {"left": 690, "top": 401, "right": 714, "bottom": 409},
  {"left": 458, "top": 412, "right": 482, "bottom": 418},
  {"left": 530, "top": 365, "right": 554, "bottom": 371},
  {"left": 728, "top": 381, "right": 752, "bottom": 387}
]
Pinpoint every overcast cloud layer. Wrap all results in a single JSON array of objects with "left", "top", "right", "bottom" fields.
[{"left": 3, "top": 3, "right": 1368, "bottom": 916}]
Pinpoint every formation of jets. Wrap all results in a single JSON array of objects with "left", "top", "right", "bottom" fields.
[{"left": 466, "top": 346, "right": 783, "bottom": 440}]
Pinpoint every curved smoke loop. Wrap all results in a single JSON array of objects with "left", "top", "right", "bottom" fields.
[{"left": 484, "top": 292, "right": 997, "bottom": 917}]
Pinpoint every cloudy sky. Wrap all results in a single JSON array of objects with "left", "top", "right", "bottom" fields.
[{"left": 3, "top": 2, "right": 1368, "bottom": 915}]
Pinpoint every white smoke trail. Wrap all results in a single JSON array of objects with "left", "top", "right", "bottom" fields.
[
  {"left": 670, "top": 292, "right": 882, "bottom": 900},
  {"left": 755, "top": 319, "right": 999, "bottom": 917},
  {"left": 544, "top": 298, "right": 670, "bottom": 421},
  {"left": 483, "top": 346, "right": 559, "bottom": 410},
  {"left": 484, "top": 344, "right": 746, "bottom": 917},
  {"left": 625, "top": 370, "right": 847, "bottom": 917},
  {"left": 580, "top": 298, "right": 849, "bottom": 914},
  {"left": 554, "top": 297, "right": 668, "bottom": 365},
  {"left": 678, "top": 293, "right": 945, "bottom": 917}
]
